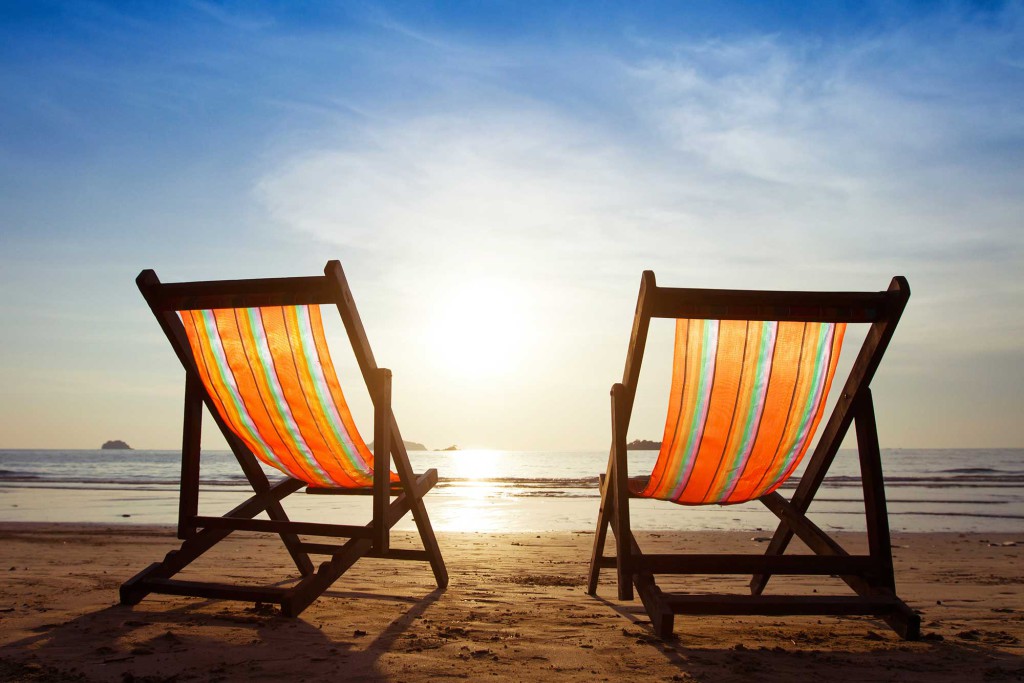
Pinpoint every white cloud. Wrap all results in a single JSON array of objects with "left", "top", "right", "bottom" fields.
[{"left": 253, "top": 9, "right": 1024, "bottom": 447}]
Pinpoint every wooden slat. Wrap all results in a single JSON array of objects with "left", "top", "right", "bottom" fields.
[
  {"left": 373, "top": 368, "right": 392, "bottom": 554},
  {"left": 588, "top": 271, "right": 656, "bottom": 596},
  {"left": 586, "top": 470, "right": 612, "bottom": 595},
  {"left": 650, "top": 287, "right": 889, "bottom": 322},
  {"left": 630, "top": 535, "right": 674, "bottom": 638},
  {"left": 297, "top": 544, "right": 430, "bottom": 561},
  {"left": 856, "top": 390, "right": 897, "bottom": 592},
  {"left": 632, "top": 553, "right": 874, "bottom": 575},
  {"left": 194, "top": 516, "right": 373, "bottom": 539},
  {"left": 150, "top": 275, "right": 335, "bottom": 310},
  {"left": 141, "top": 578, "right": 290, "bottom": 603},
  {"left": 305, "top": 484, "right": 405, "bottom": 496},
  {"left": 662, "top": 594, "right": 898, "bottom": 616},
  {"left": 611, "top": 383, "right": 633, "bottom": 601},
  {"left": 177, "top": 373, "right": 203, "bottom": 540}
]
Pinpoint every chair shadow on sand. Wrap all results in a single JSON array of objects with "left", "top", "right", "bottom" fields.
[
  {"left": 591, "top": 594, "right": 1024, "bottom": 681},
  {"left": 0, "top": 587, "right": 444, "bottom": 681}
]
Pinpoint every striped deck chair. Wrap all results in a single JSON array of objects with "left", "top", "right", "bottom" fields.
[
  {"left": 120, "top": 261, "right": 447, "bottom": 616},
  {"left": 587, "top": 272, "right": 919, "bottom": 640}
]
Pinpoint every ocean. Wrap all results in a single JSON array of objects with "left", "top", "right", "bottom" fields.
[{"left": 1, "top": 448, "right": 1021, "bottom": 533}]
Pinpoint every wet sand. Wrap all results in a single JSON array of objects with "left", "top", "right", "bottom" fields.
[{"left": 0, "top": 524, "right": 1021, "bottom": 681}]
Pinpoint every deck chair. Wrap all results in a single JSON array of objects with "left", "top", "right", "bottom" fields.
[
  {"left": 587, "top": 271, "right": 919, "bottom": 640},
  {"left": 120, "top": 260, "right": 448, "bottom": 616}
]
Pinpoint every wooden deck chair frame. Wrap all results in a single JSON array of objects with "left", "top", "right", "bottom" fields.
[
  {"left": 120, "top": 260, "right": 448, "bottom": 616},
  {"left": 587, "top": 271, "right": 920, "bottom": 640}
]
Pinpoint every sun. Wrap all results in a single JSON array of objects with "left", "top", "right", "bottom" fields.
[{"left": 425, "top": 279, "right": 531, "bottom": 379}]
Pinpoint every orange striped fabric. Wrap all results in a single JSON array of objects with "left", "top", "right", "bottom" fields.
[
  {"left": 634, "top": 319, "right": 845, "bottom": 505},
  {"left": 179, "top": 305, "right": 396, "bottom": 488}
]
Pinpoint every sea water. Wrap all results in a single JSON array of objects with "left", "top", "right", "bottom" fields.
[{"left": 0, "top": 448, "right": 1021, "bottom": 533}]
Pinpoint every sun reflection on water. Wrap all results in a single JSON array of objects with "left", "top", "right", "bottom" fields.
[
  {"left": 436, "top": 449, "right": 507, "bottom": 531},
  {"left": 447, "top": 448, "right": 499, "bottom": 483}
]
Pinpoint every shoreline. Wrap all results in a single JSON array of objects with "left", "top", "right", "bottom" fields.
[
  {"left": 1, "top": 524, "right": 1021, "bottom": 681},
  {"left": 4, "top": 483, "right": 1021, "bottom": 534}
]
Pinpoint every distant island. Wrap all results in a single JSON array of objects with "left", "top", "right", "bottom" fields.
[
  {"left": 627, "top": 439, "right": 661, "bottom": 450},
  {"left": 441, "top": 444, "right": 459, "bottom": 451},
  {"left": 101, "top": 440, "right": 132, "bottom": 450},
  {"left": 368, "top": 440, "right": 427, "bottom": 451}
]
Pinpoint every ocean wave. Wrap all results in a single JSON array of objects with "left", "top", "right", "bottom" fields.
[
  {"left": 0, "top": 469, "right": 39, "bottom": 480},
  {"left": 815, "top": 474, "right": 1024, "bottom": 487},
  {"left": 942, "top": 467, "right": 1002, "bottom": 474},
  {"left": 3, "top": 471, "right": 1024, "bottom": 488}
]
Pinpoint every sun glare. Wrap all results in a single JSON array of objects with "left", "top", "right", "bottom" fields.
[
  {"left": 438, "top": 449, "right": 505, "bottom": 532},
  {"left": 426, "top": 279, "right": 531, "bottom": 379},
  {"left": 447, "top": 448, "right": 500, "bottom": 484}
]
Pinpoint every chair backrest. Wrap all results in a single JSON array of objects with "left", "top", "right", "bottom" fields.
[
  {"left": 620, "top": 272, "right": 909, "bottom": 507},
  {"left": 180, "top": 304, "right": 376, "bottom": 488},
  {"left": 137, "top": 261, "right": 396, "bottom": 490},
  {"left": 638, "top": 319, "right": 844, "bottom": 505}
]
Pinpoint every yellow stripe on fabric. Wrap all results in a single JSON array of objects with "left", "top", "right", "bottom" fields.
[
  {"left": 302, "top": 305, "right": 378, "bottom": 486},
  {"left": 233, "top": 307, "right": 322, "bottom": 484},
  {"left": 765, "top": 322, "right": 845, "bottom": 495},
  {"left": 702, "top": 320, "right": 772, "bottom": 504},
  {"left": 287, "top": 305, "right": 367, "bottom": 487}
]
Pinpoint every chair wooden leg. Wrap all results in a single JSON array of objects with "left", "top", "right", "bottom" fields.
[
  {"left": 588, "top": 470, "right": 614, "bottom": 595},
  {"left": 856, "top": 390, "right": 896, "bottom": 591},
  {"left": 855, "top": 391, "right": 920, "bottom": 638},
  {"left": 390, "top": 425, "right": 448, "bottom": 589},
  {"left": 629, "top": 534, "right": 674, "bottom": 637},
  {"left": 635, "top": 571, "right": 674, "bottom": 638},
  {"left": 611, "top": 384, "right": 634, "bottom": 601}
]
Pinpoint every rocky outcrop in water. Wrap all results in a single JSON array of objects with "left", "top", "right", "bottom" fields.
[{"left": 101, "top": 440, "right": 132, "bottom": 450}]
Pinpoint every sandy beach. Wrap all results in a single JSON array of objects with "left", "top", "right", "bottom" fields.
[{"left": 0, "top": 524, "right": 1021, "bottom": 681}]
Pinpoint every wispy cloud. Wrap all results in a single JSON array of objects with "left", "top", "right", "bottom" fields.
[
  {"left": 258, "top": 6, "right": 1023, "bottom": 290},
  {"left": 2, "top": 2, "right": 1021, "bottom": 448},
  {"left": 253, "top": 5, "right": 1024, "bottom": 446}
]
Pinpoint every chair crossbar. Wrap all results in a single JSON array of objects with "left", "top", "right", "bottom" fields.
[
  {"left": 660, "top": 594, "right": 899, "bottom": 616},
  {"left": 596, "top": 554, "right": 876, "bottom": 575},
  {"left": 148, "top": 275, "right": 335, "bottom": 311},
  {"left": 650, "top": 287, "right": 890, "bottom": 322},
  {"left": 298, "top": 543, "right": 431, "bottom": 561},
  {"left": 193, "top": 516, "right": 374, "bottom": 539},
  {"left": 139, "top": 578, "right": 291, "bottom": 603},
  {"left": 759, "top": 491, "right": 848, "bottom": 557},
  {"left": 306, "top": 484, "right": 407, "bottom": 496}
]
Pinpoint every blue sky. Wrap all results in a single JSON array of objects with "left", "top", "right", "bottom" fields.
[{"left": 1, "top": 1, "right": 1022, "bottom": 450}]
